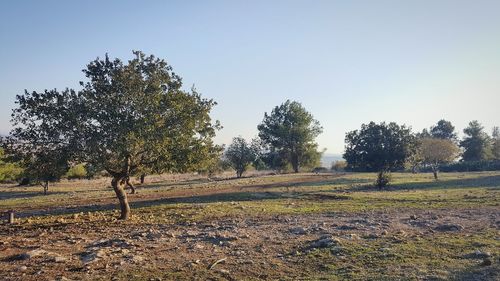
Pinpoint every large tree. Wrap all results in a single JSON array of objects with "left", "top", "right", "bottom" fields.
[
  {"left": 224, "top": 137, "right": 258, "bottom": 178},
  {"left": 344, "top": 122, "right": 415, "bottom": 188},
  {"left": 420, "top": 138, "right": 460, "bottom": 180},
  {"left": 430, "top": 119, "right": 458, "bottom": 142},
  {"left": 460, "top": 121, "right": 492, "bottom": 161},
  {"left": 7, "top": 51, "right": 221, "bottom": 219},
  {"left": 257, "top": 100, "right": 323, "bottom": 173}
]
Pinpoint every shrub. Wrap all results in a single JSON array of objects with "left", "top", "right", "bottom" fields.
[
  {"left": 0, "top": 163, "right": 23, "bottom": 183},
  {"left": 65, "top": 164, "right": 87, "bottom": 180},
  {"left": 438, "top": 160, "right": 500, "bottom": 172},
  {"left": 331, "top": 160, "right": 347, "bottom": 171}
]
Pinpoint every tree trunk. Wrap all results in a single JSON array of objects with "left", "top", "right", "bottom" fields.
[
  {"left": 140, "top": 174, "right": 146, "bottom": 184},
  {"left": 112, "top": 177, "right": 130, "bottom": 220},
  {"left": 291, "top": 154, "right": 299, "bottom": 173},
  {"left": 126, "top": 177, "right": 136, "bottom": 194},
  {"left": 432, "top": 167, "right": 438, "bottom": 180},
  {"left": 43, "top": 181, "right": 49, "bottom": 195}
]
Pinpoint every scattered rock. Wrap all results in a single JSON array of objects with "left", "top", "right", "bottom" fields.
[
  {"left": 409, "top": 215, "right": 418, "bottom": 220},
  {"left": 434, "top": 224, "right": 463, "bottom": 232},
  {"left": 480, "top": 258, "right": 492, "bottom": 266},
  {"left": 18, "top": 265, "right": 27, "bottom": 272},
  {"left": 52, "top": 256, "right": 68, "bottom": 263},
  {"left": 17, "top": 249, "right": 47, "bottom": 260},
  {"left": 290, "top": 227, "right": 308, "bottom": 235},
  {"left": 309, "top": 235, "right": 341, "bottom": 249},
  {"left": 464, "top": 250, "right": 491, "bottom": 259}
]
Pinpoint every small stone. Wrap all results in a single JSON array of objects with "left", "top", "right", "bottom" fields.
[
  {"left": 19, "top": 249, "right": 47, "bottom": 260},
  {"left": 18, "top": 265, "right": 28, "bottom": 272},
  {"left": 434, "top": 224, "right": 463, "bottom": 232},
  {"left": 52, "top": 256, "right": 68, "bottom": 263},
  {"left": 290, "top": 227, "right": 308, "bottom": 235},
  {"left": 409, "top": 215, "right": 418, "bottom": 220},
  {"left": 480, "top": 258, "right": 492, "bottom": 266}
]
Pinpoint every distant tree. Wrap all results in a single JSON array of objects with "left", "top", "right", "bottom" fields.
[
  {"left": 343, "top": 122, "right": 415, "bottom": 188},
  {"left": 420, "top": 138, "right": 460, "bottom": 180},
  {"left": 416, "top": 128, "right": 432, "bottom": 139},
  {"left": 21, "top": 150, "right": 69, "bottom": 194},
  {"left": 331, "top": 160, "right": 347, "bottom": 172},
  {"left": 224, "top": 137, "right": 258, "bottom": 178},
  {"left": 492, "top": 126, "right": 500, "bottom": 160},
  {"left": 0, "top": 148, "right": 23, "bottom": 183},
  {"left": 257, "top": 100, "right": 323, "bottom": 173},
  {"left": 430, "top": 119, "right": 458, "bottom": 142},
  {"left": 460, "top": 121, "right": 492, "bottom": 161},
  {"left": 405, "top": 138, "right": 423, "bottom": 173},
  {"left": 65, "top": 164, "right": 88, "bottom": 180},
  {"left": 6, "top": 51, "right": 221, "bottom": 219}
]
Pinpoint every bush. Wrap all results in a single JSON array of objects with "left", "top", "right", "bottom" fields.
[
  {"left": 312, "top": 167, "right": 329, "bottom": 173},
  {"left": 375, "top": 172, "right": 391, "bottom": 188},
  {"left": 65, "top": 164, "right": 87, "bottom": 180},
  {"left": 331, "top": 160, "right": 347, "bottom": 171},
  {"left": 0, "top": 163, "right": 23, "bottom": 183},
  {"left": 437, "top": 160, "right": 500, "bottom": 172}
]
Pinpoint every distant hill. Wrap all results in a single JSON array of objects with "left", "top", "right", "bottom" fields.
[{"left": 321, "top": 153, "right": 343, "bottom": 168}]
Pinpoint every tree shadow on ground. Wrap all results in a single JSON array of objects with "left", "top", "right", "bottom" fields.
[
  {"left": 0, "top": 190, "right": 68, "bottom": 200},
  {"left": 11, "top": 190, "right": 287, "bottom": 218}
]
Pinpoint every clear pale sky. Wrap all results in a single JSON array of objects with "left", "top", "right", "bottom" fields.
[{"left": 1, "top": 0, "right": 499, "bottom": 154}]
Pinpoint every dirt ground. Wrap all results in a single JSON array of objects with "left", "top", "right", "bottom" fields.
[{"left": 0, "top": 172, "right": 499, "bottom": 280}]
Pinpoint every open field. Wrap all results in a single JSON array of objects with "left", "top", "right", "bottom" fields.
[{"left": 0, "top": 172, "right": 499, "bottom": 280}]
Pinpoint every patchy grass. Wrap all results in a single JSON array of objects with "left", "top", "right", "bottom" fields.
[{"left": 0, "top": 171, "right": 499, "bottom": 280}]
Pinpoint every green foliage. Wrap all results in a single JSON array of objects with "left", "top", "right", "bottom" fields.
[
  {"left": 436, "top": 160, "right": 500, "bottom": 172},
  {"left": 460, "top": 120, "right": 492, "bottom": 161},
  {"left": 257, "top": 100, "right": 323, "bottom": 173},
  {"left": 7, "top": 51, "right": 222, "bottom": 217},
  {"left": 420, "top": 138, "right": 460, "bottom": 179},
  {"left": 375, "top": 171, "right": 391, "bottom": 188},
  {"left": 344, "top": 122, "right": 415, "bottom": 172},
  {"left": 344, "top": 122, "right": 415, "bottom": 187},
  {"left": 0, "top": 148, "right": 23, "bottom": 183},
  {"left": 430, "top": 119, "right": 458, "bottom": 142},
  {"left": 224, "top": 137, "right": 258, "bottom": 178},
  {"left": 65, "top": 164, "right": 87, "bottom": 180}
]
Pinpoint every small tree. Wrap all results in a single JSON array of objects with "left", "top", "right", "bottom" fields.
[
  {"left": 344, "top": 122, "right": 415, "bottom": 188},
  {"left": 22, "top": 150, "right": 69, "bottom": 194},
  {"left": 257, "top": 100, "right": 323, "bottom": 173},
  {"left": 7, "top": 51, "right": 221, "bottom": 219},
  {"left": 460, "top": 121, "right": 492, "bottom": 161},
  {"left": 224, "top": 137, "right": 257, "bottom": 178},
  {"left": 420, "top": 138, "right": 460, "bottom": 180}
]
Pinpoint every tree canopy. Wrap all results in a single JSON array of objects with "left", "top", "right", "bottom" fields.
[
  {"left": 224, "top": 137, "right": 258, "bottom": 178},
  {"left": 460, "top": 120, "right": 492, "bottom": 161},
  {"left": 430, "top": 119, "right": 458, "bottom": 141},
  {"left": 257, "top": 100, "right": 323, "bottom": 173},
  {"left": 420, "top": 138, "right": 460, "bottom": 179},
  {"left": 6, "top": 51, "right": 221, "bottom": 219},
  {"left": 344, "top": 122, "right": 415, "bottom": 187}
]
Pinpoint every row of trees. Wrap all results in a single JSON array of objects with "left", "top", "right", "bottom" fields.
[
  {"left": 344, "top": 119, "right": 500, "bottom": 187},
  {"left": 223, "top": 100, "right": 324, "bottom": 178},
  {"left": 1, "top": 52, "right": 326, "bottom": 219},
  {"left": 1, "top": 50, "right": 496, "bottom": 218}
]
